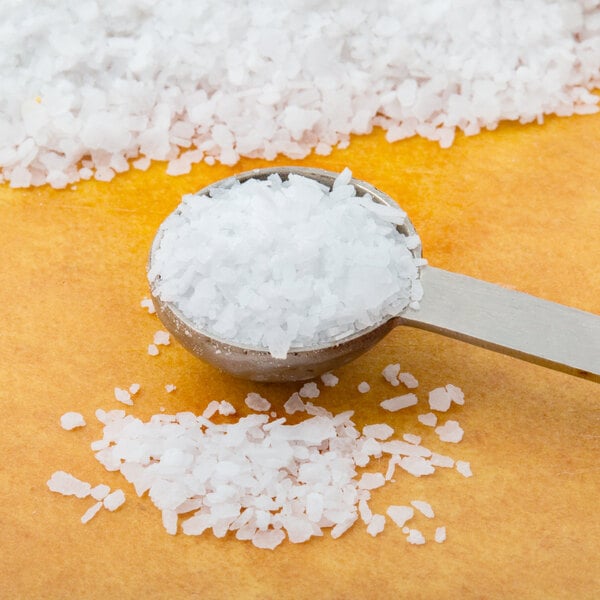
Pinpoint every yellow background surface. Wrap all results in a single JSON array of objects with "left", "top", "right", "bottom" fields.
[{"left": 1, "top": 109, "right": 599, "bottom": 599}]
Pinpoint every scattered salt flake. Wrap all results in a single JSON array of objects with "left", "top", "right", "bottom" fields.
[
  {"left": 165, "top": 384, "right": 176, "bottom": 393},
  {"left": 410, "top": 500, "right": 434, "bottom": 518},
  {"left": 245, "top": 392, "right": 271, "bottom": 412},
  {"left": 357, "top": 381, "right": 370, "bottom": 393},
  {"left": 435, "top": 420, "right": 464, "bottom": 443},
  {"left": 446, "top": 384, "right": 465, "bottom": 405},
  {"left": 358, "top": 472, "right": 386, "bottom": 490},
  {"left": 299, "top": 382, "right": 320, "bottom": 398},
  {"left": 406, "top": 528, "right": 426, "bottom": 545},
  {"left": 90, "top": 484, "right": 110, "bottom": 501},
  {"left": 81, "top": 502, "right": 103, "bottom": 524},
  {"left": 129, "top": 383, "right": 140, "bottom": 395},
  {"left": 428, "top": 387, "right": 452, "bottom": 411},
  {"left": 103, "top": 489, "right": 125, "bottom": 511},
  {"left": 114, "top": 387, "right": 133, "bottom": 406},
  {"left": 154, "top": 330, "right": 170, "bottom": 346},
  {"left": 382, "top": 363, "right": 400, "bottom": 386},
  {"left": 456, "top": 460, "right": 473, "bottom": 477},
  {"left": 148, "top": 344, "right": 159, "bottom": 356},
  {"left": 47, "top": 471, "right": 91, "bottom": 498},
  {"left": 60, "top": 412, "right": 86, "bottom": 430},
  {"left": 418, "top": 412, "right": 438, "bottom": 427},
  {"left": 399, "top": 456, "right": 435, "bottom": 477},
  {"left": 252, "top": 529, "right": 285, "bottom": 550},
  {"left": 398, "top": 372, "right": 418, "bottom": 388},
  {"left": 217, "top": 400, "right": 236, "bottom": 416},
  {"left": 358, "top": 499, "right": 373, "bottom": 525},
  {"left": 140, "top": 298, "right": 156, "bottom": 314},
  {"left": 380, "top": 393, "right": 418, "bottom": 412},
  {"left": 403, "top": 433, "right": 421, "bottom": 445},
  {"left": 366, "top": 514, "right": 385, "bottom": 537},
  {"left": 386, "top": 505, "right": 414, "bottom": 528},
  {"left": 430, "top": 453, "right": 455, "bottom": 468},
  {"left": 283, "top": 392, "right": 305, "bottom": 414},
  {"left": 363, "top": 423, "right": 394, "bottom": 440},
  {"left": 162, "top": 510, "right": 178, "bottom": 535},
  {"left": 270, "top": 411, "right": 277, "bottom": 418},
  {"left": 330, "top": 515, "right": 357, "bottom": 539},
  {"left": 402, "top": 526, "right": 410, "bottom": 534},
  {"left": 202, "top": 400, "right": 220, "bottom": 419},
  {"left": 320, "top": 372, "right": 339, "bottom": 387},
  {"left": 435, "top": 526, "right": 447, "bottom": 543}
]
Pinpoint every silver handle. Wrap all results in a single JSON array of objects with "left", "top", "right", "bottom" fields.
[{"left": 399, "top": 267, "right": 600, "bottom": 382}]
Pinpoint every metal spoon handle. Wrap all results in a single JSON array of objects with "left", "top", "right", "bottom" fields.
[{"left": 399, "top": 267, "right": 600, "bottom": 382}]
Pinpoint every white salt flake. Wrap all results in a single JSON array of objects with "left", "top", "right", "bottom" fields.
[
  {"left": 366, "top": 514, "right": 385, "bottom": 537},
  {"left": 410, "top": 500, "right": 434, "bottom": 518},
  {"left": 399, "top": 456, "right": 435, "bottom": 477},
  {"left": 435, "top": 420, "right": 464, "bottom": 443},
  {"left": 363, "top": 424, "right": 394, "bottom": 440},
  {"left": 406, "top": 528, "right": 426, "bottom": 545},
  {"left": 217, "top": 401, "right": 236, "bottom": 416},
  {"left": 129, "top": 383, "right": 140, "bottom": 395},
  {"left": 114, "top": 387, "right": 133, "bottom": 406},
  {"left": 162, "top": 510, "right": 178, "bottom": 535},
  {"left": 357, "top": 381, "right": 370, "bottom": 393},
  {"left": 358, "top": 499, "right": 373, "bottom": 525},
  {"left": 147, "top": 344, "right": 159, "bottom": 356},
  {"left": 252, "top": 529, "right": 285, "bottom": 550},
  {"left": 165, "top": 384, "right": 176, "bottom": 393},
  {"left": 202, "top": 400, "right": 220, "bottom": 419},
  {"left": 90, "top": 484, "right": 111, "bottom": 501},
  {"left": 386, "top": 505, "right": 414, "bottom": 528},
  {"left": 283, "top": 393, "right": 305, "bottom": 414},
  {"left": 299, "top": 382, "right": 320, "bottom": 399},
  {"left": 153, "top": 330, "right": 170, "bottom": 346},
  {"left": 81, "top": 502, "right": 103, "bottom": 524},
  {"left": 140, "top": 298, "right": 156, "bottom": 314},
  {"left": 398, "top": 372, "right": 418, "bottom": 388},
  {"left": 417, "top": 412, "right": 438, "bottom": 427},
  {"left": 47, "top": 471, "right": 91, "bottom": 498},
  {"left": 380, "top": 393, "right": 418, "bottom": 412},
  {"left": 446, "top": 384, "right": 465, "bottom": 405},
  {"left": 60, "top": 412, "right": 86, "bottom": 430},
  {"left": 403, "top": 433, "right": 421, "bottom": 445},
  {"left": 358, "top": 472, "right": 385, "bottom": 490},
  {"left": 430, "top": 453, "right": 455, "bottom": 468},
  {"left": 435, "top": 526, "right": 447, "bottom": 543},
  {"left": 382, "top": 364, "right": 401, "bottom": 386},
  {"left": 320, "top": 372, "right": 339, "bottom": 387},
  {"left": 244, "top": 392, "right": 271, "bottom": 412},
  {"left": 456, "top": 460, "right": 473, "bottom": 477},
  {"left": 103, "top": 489, "right": 126, "bottom": 511},
  {"left": 428, "top": 387, "right": 452, "bottom": 412}
]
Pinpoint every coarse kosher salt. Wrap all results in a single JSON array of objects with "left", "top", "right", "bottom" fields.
[
  {"left": 153, "top": 331, "right": 170, "bottom": 346},
  {"left": 435, "top": 526, "right": 447, "bottom": 543},
  {"left": 382, "top": 364, "right": 401, "bottom": 386},
  {"left": 140, "top": 298, "right": 156, "bottom": 315},
  {"left": 129, "top": 383, "right": 141, "bottom": 395},
  {"left": 418, "top": 412, "right": 438, "bottom": 427},
  {"left": 398, "top": 372, "right": 419, "bottom": 389},
  {"left": 410, "top": 500, "right": 434, "bottom": 518},
  {"left": 90, "top": 484, "right": 111, "bottom": 501},
  {"left": 366, "top": 514, "right": 386, "bottom": 537},
  {"left": 60, "top": 412, "right": 86, "bottom": 430},
  {"left": 148, "top": 170, "right": 423, "bottom": 359},
  {"left": 47, "top": 471, "right": 91, "bottom": 498},
  {"left": 2, "top": 1, "right": 599, "bottom": 188},
  {"left": 299, "top": 382, "right": 321, "bottom": 399},
  {"left": 114, "top": 387, "right": 133, "bottom": 406},
  {"left": 386, "top": 505, "right": 414, "bottom": 528},
  {"left": 320, "top": 373, "right": 339, "bottom": 387},
  {"left": 103, "top": 489, "right": 125, "bottom": 511},
  {"left": 165, "top": 384, "right": 176, "bottom": 393},
  {"left": 283, "top": 393, "right": 306, "bottom": 415},
  {"left": 363, "top": 424, "right": 394, "bottom": 440},
  {"left": 429, "top": 384, "right": 465, "bottom": 412},
  {"left": 380, "top": 393, "right": 419, "bottom": 412},
  {"left": 435, "top": 420, "right": 465, "bottom": 443},
  {"left": 403, "top": 433, "right": 422, "bottom": 445},
  {"left": 358, "top": 382, "right": 371, "bottom": 394},
  {"left": 147, "top": 344, "right": 159, "bottom": 356},
  {"left": 81, "top": 501, "right": 103, "bottom": 524},
  {"left": 406, "top": 528, "right": 426, "bottom": 545},
  {"left": 456, "top": 460, "right": 473, "bottom": 478},
  {"left": 244, "top": 392, "right": 271, "bottom": 412}
]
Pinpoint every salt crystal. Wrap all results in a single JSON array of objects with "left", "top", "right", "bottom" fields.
[
  {"left": 283, "top": 393, "right": 305, "bottom": 414},
  {"left": 114, "top": 387, "right": 133, "bottom": 406},
  {"left": 244, "top": 392, "right": 271, "bottom": 412},
  {"left": 148, "top": 344, "right": 159, "bottom": 356},
  {"left": 320, "top": 372, "right": 339, "bottom": 387},
  {"left": 430, "top": 453, "right": 455, "bottom": 468},
  {"left": 456, "top": 460, "right": 473, "bottom": 477},
  {"left": 60, "top": 412, "right": 86, "bottom": 430},
  {"left": 357, "top": 381, "right": 370, "bottom": 393},
  {"left": 217, "top": 401, "right": 236, "bottom": 416},
  {"left": 382, "top": 364, "right": 401, "bottom": 386},
  {"left": 435, "top": 420, "right": 464, "bottom": 443},
  {"left": 81, "top": 502, "right": 103, "bottom": 524},
  {"left": 153, "top": 330, "right": 170, "bottom": 346},
  {"left": 140, "top": 298, "right": 156, "bottom": 314},
  {"left": 403, "top": 433, "right": 421, "bottom": 445},
  {"left": 358, "top": 472, "right": 385, "bottom": 490},
  {"left": 380, "top": 394, "right": 418, "bottom": 412},
  {"left": 398, "top": 372, "right": 418, "bottom": 388},
  {"left": 363, "top": 424, "right": 394, "bottom": 440},
  {"left": 90, "top": 484, "right": 110, "bottom": 500},
  {"left": 434, "top": 526, "right": 447, "bottom": 543},
  {"left": 399, "top": 456, "right": 435, "bottom": 477},
  {"left": 162, "top": 510, "right": 178, "bottom": 535},
  {"left": 103, "top": 489, "right": 125, "bottom": 511},
  {"left": 252, "top": 529, "right": 285, "bottom": 550},
  {"left": 47, "top": 471, "right": 91, "bottom": 498},
  {"left": 366, "top": 514, "right": 385, "bottom": 537},
  {"left": 446, "top": 384, "right": 465, "bottom": 405},
  {"left": 386, "top": 505, "right": 414, "bottom": 528},
  {"left": 165, "top": 384, "right": 176, "bottom": 393},
  {"left": 299, "top": 382, "right": 320, "bottom": 399},
  {"left": 406, "top": 528, "right": 426, "bottom": 545},
  {"left": 417, "top": 412, "right": 437, "bottom": 427},
  {"left": 410, "top": 500, "right": 434, "bottom": 518},
  {"left": 358, "top": 499, "right": 373, "bottom": 525},
  {"left": 428, "top": 387, "right": 452, "bottom": 412},
  {"left": 129, "top": 383, "right": 140, "bottom": 395},
  {"left": 202, "top": 400, "right": 220, "bottom": 419}
]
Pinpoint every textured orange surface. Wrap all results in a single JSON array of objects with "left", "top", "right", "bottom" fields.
[{"left": 1, "top": 110, "right": 599, "bottom": 599}]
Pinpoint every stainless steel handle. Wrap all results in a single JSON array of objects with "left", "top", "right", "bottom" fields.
[{"left": 399, "top": 267, "right": 600, "bottom": 382}]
